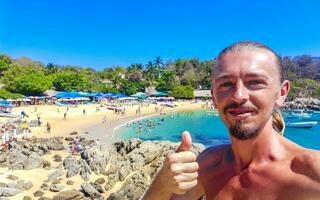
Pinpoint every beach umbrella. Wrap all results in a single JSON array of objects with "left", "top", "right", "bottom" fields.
[
  {"left": 131, "top": 92, "right": 148, "bottom": 99},
  {"left": 111, "top": 93, "right": 128, "bottom": 98},
  {"left": 0, "top": 103, "right": 15, "bottom": 108},
  {"left": 104, "top": 93, "right": 115, "bottom": 97},
  {"left": 150, "top": 91, "right": 167, "bottom": 97},
  {"left": 55, "top": 92, "right": 83, "bottom": 98}
]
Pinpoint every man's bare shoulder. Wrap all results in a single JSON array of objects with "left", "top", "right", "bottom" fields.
[
  {"left": 197, "top": 144, "right": 234, "bottom": 170},
  {"left": 291, "top": 148, "right": 320, "bottom": 182}
]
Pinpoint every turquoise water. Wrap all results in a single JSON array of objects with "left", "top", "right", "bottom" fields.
[{"left": 115, "top": 110, "right": 320, "bottom": 150}]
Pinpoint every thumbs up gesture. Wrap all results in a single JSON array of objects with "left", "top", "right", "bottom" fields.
[{"left": 158, "top": 131, "right": 199, "bottom": 195}]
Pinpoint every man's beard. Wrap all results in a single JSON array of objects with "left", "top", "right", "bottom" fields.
[
  {"left": 229, "top": 120, "right": 260, "bottom": 140},
  {"left": 224, "top": 102, "right": 260, "bottom": 140}
]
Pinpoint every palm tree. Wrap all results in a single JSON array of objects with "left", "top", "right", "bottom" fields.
[
  {"left": 145, "top": 61, "right": 157, "bottom": 86},
  {"left": 154, "top": 56, "right": 164, "bottom": 78}
]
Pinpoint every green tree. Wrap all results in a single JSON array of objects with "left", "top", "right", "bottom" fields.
[
  {"left": 170, "top": 85, "right": 194, "bottom": 99},
  {"left": 0, "top": 55, "right": 12, "bottom": 75},
  {"left": 145, "top": 61, "right": 157, "bottom": 86},
  {"left": 119, "top": 80, "right": 137, "bottom": 95},
  {"left": 46, "top": 62, "right": 59, "bottom": 74},
  {"left": 52, "top": 71, "right": 89, "bottom": 91},
  {"left": 12, "top": 72, "right": 52, "bottom": 95},
  {"left": 158, "top": 70, "right": 176, "bottom": 91},
  {"left": 0, "top": 89, "right": 23, "bottom": 99}
]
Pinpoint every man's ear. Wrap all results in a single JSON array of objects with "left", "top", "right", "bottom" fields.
[
  {"left": 276, "top": 80, "right": 290, "bottom": 107},
  {"left": 211, "top": 88, "right": 217, "bottom": 108}
]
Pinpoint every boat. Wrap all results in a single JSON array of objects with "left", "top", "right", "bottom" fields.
[{"left": 285, "top": 121, "right": 317, "bottom": 128}]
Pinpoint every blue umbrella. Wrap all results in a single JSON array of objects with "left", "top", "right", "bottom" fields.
[{"left": 55, "top": 92, "right": 83, "bottom": 98}]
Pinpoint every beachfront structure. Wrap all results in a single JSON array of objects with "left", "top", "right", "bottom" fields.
[{"left": 194, "top": 90, "right": 211, "bottom": 98}]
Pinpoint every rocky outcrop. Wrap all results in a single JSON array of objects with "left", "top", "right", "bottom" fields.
[
  {"left": 0, "top": 137, "right": 65, "bottom": 170},
  {"left": 283, "top": 98, "right": 320, "bottom": 111},
  {"left": 2, "top": 136, "right": 205, "bottom": 200}
]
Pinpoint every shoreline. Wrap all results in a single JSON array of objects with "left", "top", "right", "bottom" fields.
[{"left": 6, "top": 101, "right": 205, "bottom": 143}]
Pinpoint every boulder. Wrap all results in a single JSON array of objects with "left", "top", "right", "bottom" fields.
[
  {"left": 80, "top": 183, "right": 103, "bottom": 199},
  {"left": 52, "top": 189, "right": 84, "bottom": 200},
  {"left": 47, "top": 169, "right": 64, "bottom": 181},
  {"left": 15, "top": 180, "right": 33, "bottom": 190},
  {"left": 0, "top": 187, "right": 21, "bottom": 197},
  {"left": 33, "top": 190, "right": 44, "bottom": 197},
  {"left": 23, "top": 152, "right": 44, "bottom": 169},
  {"left": 94, "top": 177, "right": 106, "bottom": 185},
  {"left": 50, "top": 184, "right": 65, "bottom": 192}
]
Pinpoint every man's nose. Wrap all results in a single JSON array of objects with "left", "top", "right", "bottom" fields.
[{"left": 231, "top": 81, "right": 249, "bottom": 104}]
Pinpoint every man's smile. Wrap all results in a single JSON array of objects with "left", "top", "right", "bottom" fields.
[{"left": 226, "top": 108, "right": 256, "bottom": 120}]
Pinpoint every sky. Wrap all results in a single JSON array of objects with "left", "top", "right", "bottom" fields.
[{"left": 1, "top": 0, "right": 320, "bottom": 70}]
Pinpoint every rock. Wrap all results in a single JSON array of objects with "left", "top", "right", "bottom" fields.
[
  {"left": 107, "top": 193, "right": 128, "bottom": 200},
  {"left": 33, "top": 190, "right": 44, "bottom": 197},
  {"left": 0, "top": 154, "right": 7, "bottom": 167},
  {"left": 80, "top": 182, "right": 103, "bottom": 199},
  {"left": 118, "top": 162, "right": 131, "bottom": 181},
  {"left": 50, "top": 184, "right": 65, "bottom": 192},
  {"left": 64, "top": 137, "right": 74, "bottom": 141},
  {"left": 95, "top": 177, "right": 106, "bottom": 185},
  {"left": 8, "top": 150, "right": 27, "bottom": 170},
  {"left": 43, "top": 159, "right": 52, "bottom": 169},
  {"left": 79, "top": 160, "right": 92, "bottom": 181},
  {"left": 69, "top": 131, "right": 78, "bottom": 135},
  {"left": 23, "top": 196, "right": 32, "bottom": 200},
  {"left": 38, "top": 197, "right": 53, "bottom": 200},
  {"left": 47, "top": 170, "right": 64, "bottom": 181},
  {"left": 23, "top": 152, "right": 44, "bottom": 169},
  {"left": 52, "top": 179, "right": 61, "bottom": 184},
  {"left": 0, "top": 187, "right": 21, "bottom": 197},
  {"left": 90, "top": 182, "right": 105, "bottom": 193},
  {"left": 81, "top": 145, "right": 109, "bottom": 174},
  {"left": 40, "top": 183, "right": 49, "bottom": 190},
  {"left": 6, "top": 182, "right": 16, "bottom": 188},
  {"left": 6, "top": 174, "right": 19, "bottom": 181},
  {"left": 63, "top": 156, "right": 76, "bottom": 169},
  {"left": 53, "top": 154, "right": 62, "bottom": 162},
  {"left": 0, "top": 183, "right": 7, "bottom": 187},
  {"left": 45, "top": 137, "right": 65, "bottom": 150},
  {"left": 15, "top": 180, "right": 33, "bottom": 190},
  {"left": 52, "top": 189, "right": 84, "bottom": 200},
  {"left": 66, "top": 180, "right": 75, "bottom": 185}
]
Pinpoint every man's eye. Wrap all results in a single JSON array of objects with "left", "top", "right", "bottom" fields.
[
  {"left": 220, "top": 82, "right": 233, "bottom": 87},
  {"left": 249, "top": 80, "right": 263, "bottom": 85}
]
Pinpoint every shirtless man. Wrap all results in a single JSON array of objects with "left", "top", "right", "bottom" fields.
[{"left": 141, "top": 41, "right": 320, "bottom": 200}]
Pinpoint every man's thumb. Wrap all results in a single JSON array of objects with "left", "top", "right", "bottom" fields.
[{"left": 177, "top": 131, "right": 192, "bottom": 152}]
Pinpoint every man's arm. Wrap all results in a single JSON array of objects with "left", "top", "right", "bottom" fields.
[{"left": 140, "top": 131, "right": 204, "bottom": 200}]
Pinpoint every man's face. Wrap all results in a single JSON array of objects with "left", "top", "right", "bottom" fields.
[{"left": 211, "top": 49, "right": 284, "bottom": 140}]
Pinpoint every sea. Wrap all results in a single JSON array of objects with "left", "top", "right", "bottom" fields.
[{"left": 115, "top": 110, "right": 320, "bottom": 150}]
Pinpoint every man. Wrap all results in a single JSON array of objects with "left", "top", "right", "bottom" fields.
[{"left": 141, "top": 41, "right": 320, "bottom": 200}]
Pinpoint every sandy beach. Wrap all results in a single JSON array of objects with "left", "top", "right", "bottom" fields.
[
  {"left": 4, "top": 101, "right": 204, "bottom": 143},
  {"left": 0, "top": 101, "right": 205, "bottom": 199}
]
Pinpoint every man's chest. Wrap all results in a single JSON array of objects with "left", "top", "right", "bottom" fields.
[{"left": 200, "top": 166, "right": 293, "bottom": 200}]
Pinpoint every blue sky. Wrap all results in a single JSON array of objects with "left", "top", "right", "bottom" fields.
[{"left": 1, "top": 0, "right": 320, "bottom": 70}]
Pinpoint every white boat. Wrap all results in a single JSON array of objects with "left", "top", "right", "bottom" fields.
[{"left": 286, "top": 121, "right": 317, "bottom": 128}]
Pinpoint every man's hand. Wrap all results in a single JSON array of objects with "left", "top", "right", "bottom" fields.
[{"left": 159, "top": 131, "right": 199, "bottom": 194}]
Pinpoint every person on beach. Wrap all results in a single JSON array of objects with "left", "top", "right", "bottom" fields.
[
  {"left": 63, "top": 112, "right": 67, "bottom": 120},
  {"left": 83, "top": 108, "right": 86, "bottom": 116},
  {"left": 12, "top": 124, "right": 17, "bottom": 140},
  {"left": 102, "top": 115, "right": 107, "bottom": 124},
  {"left": 46, "top": 122, "right": 51, "bottom": 133},
  {"left": 141, "top": 41, "right": 320, "bottom": 200}
]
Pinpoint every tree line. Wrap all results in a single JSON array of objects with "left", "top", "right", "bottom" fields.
[{"left": 0, "top": 54, "right": 319, "bottom": 99}]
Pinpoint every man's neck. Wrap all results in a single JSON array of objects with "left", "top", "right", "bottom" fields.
[{"left": 230, "top": 121, "right": 287, "bottom": 173}]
